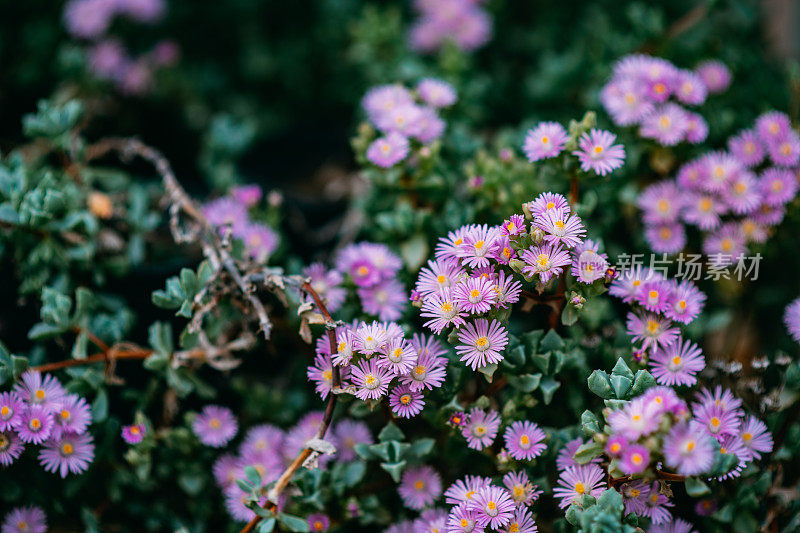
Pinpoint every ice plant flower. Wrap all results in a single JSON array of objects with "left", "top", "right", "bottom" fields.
[
  {"left": 572, "top": 129, "right": 626, "bottom": 176},
  {"left": 122, "top": 423, "right": 146, "bottom": 444},
  {"left": 0, "top": 430, "right": 24, "bottom": 466},
  {"left": 639, "top": 103, "right": 689, "bottom": 145},
  {"left": 503, "top": 420, "right": 547, "bottom": 461},
  {"left": 462, "top": 408, "right": 501, "bottom": 450},
  {"left": 453, "top": 275, "right": 498, "bottom": 314},
  {"left": 350, "top": 358, "right": 392, "bottom": 400},
  {"left": 366, "top": 131, "right": 410, "bottom": 168},
  {"left": 13, "top": 371, "right": 65, "bottom": 414},
  {"left": 192, "top": 405, "right": 238, "bottom": 447},
  {"left": 649, "top": 336, "right": 706, "bottom": 386},
  {"left": 38, "top": 432, "right": 95, "bottom": 477},
  {"left": 17, "top": 404, "right": 54, "bottom": 444},
  {"left": 420, "top": 288, "right": 467, "bottom": 333},
  {"left": 662, "top": 422, "right": 715, "bottom": 475},
  {"left": 553, "top": 465, "right": 606, "bottom": 509},
  {"left": 1, "top": 506, "right": 47, "bottom": 533},
  {"left": 51, "top": 393, "right": 92, "bottom": 439},
  {"left": 626, "top": 311, "right": 679, "bottom": 352},
  {"left": 696, "top": 60, "right": 731, "bottom": 93},
  {"left": 502, "top": 470, "right": 541, "bottom": 507},
  {"left": 389, "top": 384, "right": 425, "bottom": 418},
  {"left": 528, "top": 192, "right": 570, "bottom": 218},
  {"left": 619, "top": 444, "right": 650, "bottom": 474},
  {"left": 607, "top": 397, "right": 662, "bottom": 440},
  {"left": 468, "top": 485, "right": 516, "bottom": 529},
  {"left": 307, "top": 514, "right": 330, "bottom": 532},
  {"left": 783, "top": 298, "right": 800, "bottom": 343},
  {"left": 398, "top": 465, "right": 442, "bottom": 510},
  {"left": 535, "top": 210, "right": 586, "bottom": 249},
  {"left": 521, "top": 243, "right": 571, "bottom": 284},
  {"left": 0, "top": 392, "right": 23, "bottom": 432},
  {"left": 455, "top": 318, "right": 509, "bottom": 370},
  {"left": 739, "top": 415, "right": 774, "bottom": 460},
  {"left": 416, "top": 78, "right": 457, "bottom": 108},
  {"left": 522, "top": 121, "right": 568, "bottom": 161},
  {"left": 332, "top": 419, "right": 373, "bottom": 462}
]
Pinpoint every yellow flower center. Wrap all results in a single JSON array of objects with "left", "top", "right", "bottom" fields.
[
  {"left": 210, "top": 418, "right": 221, "bottom": 429},
  {"left": 62, "top": 443, "right": 74, "bottom": 455},
  {"left": 711, "top": 417, "right": 721, "bottom": 427},
  {"left": 357, "top": 266, "right": 369, "bottom": 276},
  {"left": 743, "top": 432, "right": 752, "bottom": 441},
  {"left": 546, "top": 201, "right": 555, "bottom": 209},
  {"left": 632, "top": 453, "right": 643, "bottom": 465},
  {"left": 130, "top": 426, "right": 140, "bottom": 435},
  {"left": 474, "top": 240, "right": 485, "bottom": 250},
  {"left": 575, "top": 482, "right": 586, "bottom": 494},
  {"left": 646, "top": 320, "right": 659, "bottom": 333},
  {"left": 401, "top": 394, "right": 412, "bottom": 405},
  {"left": 440, "top": 302, "right": 453, "bottom": 313},
  {"left": 679, "top": 300, "right": 687, "bottom": 309},
  {"left": 700, "top": 198, "right": 712, "bottom": 211},
  {"left": 659, "top": 116, "right": 671, "bottom": 128},
  {"left": 460, "top": 519, "right": 469, "bottom": 527},
  {"left": 631, "top": 489, "right": 640, "bottom": 498},
  {"left": 686, "top": 441, "right": 695, "bottom": 452},
  {"left": 509, "top": 525, "right": 520, "bottom": 533},
  {"left": 734, "top": 182, "right": 747, "bottom": 194},
  {"left": 414, "top": 480, "right": 425, "bottom": 490},
  {"left": 35, "top": 390, "right": 45, "bottom": 400},
  {"left": 772, "top": 180, "right": 784, "bottom": 192},
  {"left": 659, "top": 227, "right": 672, "bottom": 240},
  {"left": 657, "top": 199, "right": 670, "bottom": 212},
  {"left": 487, "top": 501, "right": 496, "bottom": 510},
  {"left": 507, "top": 222, "right": 516, "bottom": 232},
  {"left": 503, "top": 247, "right": 512, "bottom": 258},
  {"left": 632, "top": 415, "right": 641, "bottom": 421},
  {"left": 610, "top": 443, "right": 621, "bottom": 453},
  {"left": 672, "top": 356, "right": 682, "bottom": 366},
  {"left": 414, "top": 365, "right": 426, "bottom": 375},
  {"left": 454, "top": 238, "right": 463, "bottom": 246},
  {"left": 513, "top": 486, "right": 524, "bottom": 498},
  {"left": 470, "top": 289, "right": 481, "bottom": 299},
  {"left": 541, "top": 136, "right": 550, "bottom": 144},
  {"left": 1, "top": 406, "right": 9, "bottom": 417},
  {"left": 649, "top": 290, "right": 658, "bottom": 299},
  {"left": 769, "top": 122, "right": 780, "bottom": 134},
  {"left": 520, "top": 435, "right": 530, "bottom": 446},
  {"left": 721, "top": 238, "right": 733, "bottom": 252},
  {"left": 31, "top": 418, "right": 41, "bottom": 429},
  {"left": 436, "top": 275, "right": 446, "bottom": 284},
  {"left": 475, "top": 336, "right": 489, "bottom": 348},
  {"left": 314, "top": 521, "right": 324, "bottom": 531},
  {"left": 61, "top": 410, "right": 70, "bottom": 419},
  {"left": 365, "top": 375, "right": 376, "bottom": 386},
  {"left": 554, "top": 220, "right": 565, "bottom": 230},
  {"left": 323, "top": 370, "right": 332, "bottom": 380},
  {"left": 654, "top": 83, "right": 666, "bottom": 94}
]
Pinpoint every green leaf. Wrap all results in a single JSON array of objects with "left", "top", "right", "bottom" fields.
[
  {"left": 539, "top": 329, "right": 564, "bottom": 351},
  {"left": 277, "top": 513, "right": 310, "bottom": 532},
  {"left": 580, "top": 410, "right": 601, "bottom": 437},
  {"left": 610, "top": 375, "right": 632, "bottom": 399},
  {"left": 91, "top": 389, "right": 108, "bottom": 422},
  {"left": 561, "top": 305, "right": 579, "bottom": 326},
  {"left": 378, "top": 422, "right": 405, "bottom": 443},
  {"left": 587, "top": 370, "right": 614, "bottom": 399},
  {"left": 380, "top": 460, "right": 407, "bottom": 482},
  {"left": 630, "top": 370, "right": 656, "bottom": 397},
  {"left": 368, "top": 442, "right": 391, "bottom": 462},
  {"left": 343, "top": 461, "right": 366, "bottom": 487},
  {"left": 597, "top": 488, "right": 624, "bottom": 513},
  {"left": 178, "top": 473, "right": 206, "bottom": 496},
  {"left": 685, "top": 477, "right": 711, "bottom": 497},
  {"left": 611, "top": 358, "right": 634, "bottom": 380},
  {"left": 508, "top": 373, "right": 542, "bottom": 392},
  {"left": 244, "top": 466, "right": 262, "bottom": 487},
  {"left": 405, "top": 438, "right": 435, "bottom": 459},
  {"left": 573, "top": 441, "right": 603, "bottom": 464},
  {"left": 477, "top": 363, "right": 497, "bottom": 382},
  {"left": 539, "top": 377, "right": 560, "bottom": 404},
  {"left": 353, "top": 443, "right": 377, "bottom": 461},
  {"left": 258, "top": 518, "right": 276, "bottom": 533}
]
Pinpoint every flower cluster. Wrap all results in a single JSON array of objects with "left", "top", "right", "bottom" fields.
[
  {"left": 212, "top": 415, "right": 372, "bottom": 522},
  {"left": 63, "top": 0, "right": 176, "bottom": 95},
  {"left": 600, "top": 55, "right": 729, "bottom": 145},
  {"left": 192, "top": 405, "right": 238, "bottom": 448},
  {"left": 308, "top": 319, "right": 446, "bottom": 418},
  {"left": 611, "top": 266, "right": 706, "bottom": 383},
  {"left": 585, "top": 385, "right": 774, "bottom": 526},
  {"left": 638, "top": 110, "right": 800, "bottom": 258},
  {"left": 1, "top": 371, "right": 95, "bottom": 477},
  {"left": 415, "top": 191, "right": 612, "bottom": 373},
  {"left": 408, "top": 0, "right": 492, "bottom": 54},
  {"left": 335, "top": 242, "right": 407, "bottom": 320},
  {"left": 362, "top": 79, "right": 457, "bottom": 168},
  {"left": 523, "top": 121, "right": 626, "bottom": 176},
  {"left": 784, "top": 297, "right": 800, "bottom": 343},
  {"left": 203, "top": 184, "right": 279, "bottom": 263},
  {"left": 1, "top": 506, "right": 47, "bottom": 533}
]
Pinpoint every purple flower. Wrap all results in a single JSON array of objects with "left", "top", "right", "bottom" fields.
[
  {"left": 362, "top": 85, "right": 414, "bottom": 121},
  {"left": 695, "top": 60, "right": 731, "bottom": 93},
  {"left": 399, "top": 465, "right": 442, "bottom": 510},
  {"left": 0, "top": 430, "right": 24, "bottom": 466},
  {"left": 1, "top": 506, "right": 47, "bottom": 533},
  {"left": 389, "top": 384, "right": 425, "bottom": 418},
  {"left": 522, "top": 122, "right": 568, "bottom": 161},
  {"left": 420, "top": 288, "right": 467, "bottom": 334},
  {"left": 528, "top": 192, "right": 570, "bottom": 219},
  {"left": 752, "top": 202, "right": 786, "bottom": 226},
  {"left": 230, "top": 184, "right": 262, "bottom": 207},
  {"left": 303, "top": 263, "right": 346, "bottom": 313},
  {"left": 553, "top": 464, "right": 606, "bottom": 509},
  {"left": 619, "top": 444, "right": 650, "bottom": 474},
  {"left": 785, "top": 298, "right": 800, "bottom": 343},
  {"left": 63, "top": 0, "right": 116, "bottom": 39},
  {"left": 416, "top": 258, "right": 465, "bottom": 296},
  {"left": 573, "top": 129, "right": 626, "bottom": 176},
  {"left": 377, "top": 339, "right": 418, "bottom": 376},
  {"left": 307, "top": 514, "right": 330, "bottom": 532},
  {"left": 609, "top": 266, "right": 662, "bottom": 303},
  {"left": 283, "top": 411, "right": 323, "bottom": 462},
  {"left": 571, "top": 248, "right": 609, "bottom": 283},
  {"left": 119, "top": 0, "right": 166, "bottom": 22},
  {"left": 701, "top": 151, "right": 743, "bottom": 193},
  {"left": 351, "top": 358, "right": 393, "bottom": 400},
  {"left": 521, "top": 243, "right": 571, "bottom": 284},
  {"left": 239, "top": 223, "right": 279, "bottom": 263},
  {"left": 768, "top": 131, "right": 800, "bottom": 167},
  {"left": 605, "top": 435, "right": 627, "bottom": 458},
  {"left": 223, "top": 485, "right": 269, "bottom": 522},
  {"left": 51, "top": 393, "right": 92, "bottom": 439},
  {"left": 307, "top": 353, "right": 338, "bottom": 400},
  {"left": 755, "top": 111, "right": 792, "bottom": 145},
  {"left": 600, "top": 78, "right": 654, "bottom": 126},
  {"left": 649, "top": 336, "right": 705, "bottom": 386},
  {"left": 675, "top": 70, "right": 708, "bottom": 105},
  {"left": 759, "top": 168, "right": 798, "bottom": 206},
  {"left": 500, "top": 214, "right": 526, "bottom": 237},
  {"left": 645, "top": 223, "right": 686, "bottom": 254},
  {"left": 607, "top": 397, "right": 662, "bottom": 440},
  {"left": 634, "top": 279, "right": 674, "bottom": 313},
  {"left": 662, "top": 421, "right": 715, "bottom": 476},
  {"left": 455, "top": 319, "right": 509, "bottom": 370},
  {"left": 503, "top": 420, "right": 546, "bottom": 461},
  {"left": 203, "top": 197, "right": 249, "bottom": 234},
  {"left": 649, "top": 518, "right": 697, "bottom": 533},
  {"left": 728, "top": 129, "right": 766, "bottom": 167},
  {"left": 417, "top": 78, "right": 457, "bottom": 108},
  {"left": 17, "top": 405, "right": 54, "bottom": 444},
  {"left": 739, "top": 415, "right": 773, "bottom": 460},
  {"left": 684, "top": 111, "right": 709, "bottom": 143},
  {"left": 621, "top": 480, "right": 651, "bottom": 516},
  {"left": 664, "top": 280, "right": 705, "bottom": 324},
  {"left": 642, "top": 482, "right": 674, "bottom": 524},
  {"left": 0, "top": 392, "right": 23, "bottom": 431},
  {"left": 367, "top": 132, "right": 410, "bottom": 168},
  {"left": 400, "top": 340, "right": 447, "bottom": 391},
  {"left": 626, "top": 311, "right": 679, "bottom": 352},
  {"left": 640, "top": 104, "right": 689, "bottom": 146},
  {"left": 212, "top": 454, "right": 241, "bottom": 489},
  {"left": 122, "top": 423, "right": 146, "bottom": 444},
  {"left": 639, "top": 181, "right": 683, "bottom": 225},
  {"left": 703, "top": 224, "right": 747, "bottom": 266},
  {"left": 444, "top": 475, "right": 493, "bottom": 505},
  {"left": 332, "top": 419, "right": 373, "bottom": 462},
  {"left": 693, "top": 401, "right": 741, "bottom": 439},
  {"left": 535, "top": 210, "right": 586, "bottom": 249},
  {"left": 38, "top": 432, "right": 95, "bottom": 477},
  {"left": 502, "top": 507, "right": 537, "bottom": 533},
  {"left": 446, "top": 503, "right": 481, "bottom": 533},
  {"left": 457, "top": 224, "right": 501, "bottom": 269},
  {"left": 494, "top": 271, "right": 523, "bottom": 308},
  {"left": 453, "top": 276, "right": 498, "bottom": 315},
  {"left": 723, "top": 170, "right": 761, "bottom": 215},
  {"left": 468, "top": 485, "right": 516, "bottom": 529},
  {"left": 695, "top": 499, "right": 718, "bottom": 517},
  {"left": 358, "top": 279, "right": 407, "bottom": 321},
  {"left": 192, "top": 405, "right": 238, "bottom": 448},
  {"left": 14, "top": 371, "right": 66, "bottom": 414},
  {"left": 461, "top": 408, "right": 501, "bottom": 450},
  {"left": 240, "top": 423, "right": 285, "bottom": 461},
  {"left": 502, "top": 470, "right": 541, "bottom": 506}
]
